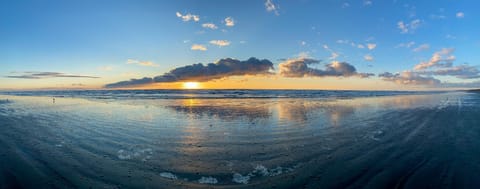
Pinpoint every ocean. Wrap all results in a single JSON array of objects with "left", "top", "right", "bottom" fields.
[{"left": 0, "top": 90, "right": 479, "bottom": 188}]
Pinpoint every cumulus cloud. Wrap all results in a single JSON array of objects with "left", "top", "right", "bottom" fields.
[
  {"left": 364, "top": 54, "right": 374, "bottom": 61},
  {"left": 456, "top": 12, "right": 465, "bottom": 18},
  {"left": 381, "top": 47, "right": 480, "bottom": 86},
  {"left": 105, "top": 57, "right": 274, "bottom": 88},
  {"left": 127, "top": 59, "right": 158, "bottom": 67},
  {"left": 413, "top": 43, "right": 430, "bottom": 52},
  {"left": 224, "top": 17, "right": 235, "bottom": 27},
  {"left": 367, "top": 43, "right": 377, "bottom": 50},
  {"left": 278, "top": 58, "right": 373, "bottom": 78},
  {"left": 414, "top": 48, "right": 455, "bottom": 70},
  {"left": 6, "top": 72, "right": 99, "bottom": 79},
  {"left": 379, "top": 71, "right": 440, "bottom": 85},
  {"left": 209, "top": 40, "right": 231, "bottom": 47},
  {"left": 396, "top": 41, "right": 415, "bottom": 48},
  {"left": 202, "top": 23, "right": 217, "bottom": 29},
  {"left": 191, "top": 44, "right": 207, "bottom": 51},
  {"left": 397, "top": 19, "right": 422, "bottom": 34},
  {"left": 176, "top": 12, "right": 199, "bottom": 22},
  {"left": 265, "top": 0, "right": 279, "bottom": 15}
]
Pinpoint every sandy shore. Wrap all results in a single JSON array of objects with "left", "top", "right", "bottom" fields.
[{"left": 0, "top": 92, "right": 479, "bottom": 188}]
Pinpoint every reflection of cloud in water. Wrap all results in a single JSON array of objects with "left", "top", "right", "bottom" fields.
[{"left": 167, "top": 99, "right": 271, "bottom": 120}]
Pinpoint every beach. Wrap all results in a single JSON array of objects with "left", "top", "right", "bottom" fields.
[{"left": 0, "top": 91, "right": 479, "bottom": 188}]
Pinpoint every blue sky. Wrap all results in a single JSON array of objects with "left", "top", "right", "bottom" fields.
[{"left": 1, "top": 0, "right": 479, "bottom": 89}]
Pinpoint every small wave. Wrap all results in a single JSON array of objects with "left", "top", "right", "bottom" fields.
[
  {"left": 198, "top": 176, "right": 218, "bottom": 184},
  {"left": 159, "top": 172, "right": 178, "bottom": 180}
]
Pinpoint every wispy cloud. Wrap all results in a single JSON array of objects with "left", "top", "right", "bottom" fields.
[
  {"left": 126, "top": 59, "right": 158, "bottom": 67},
  {"left": 202, "top": 23, "right": 217, "bottom": 29},
  {"left": 209, "top": 40, "right": 231, "bottom": 47},
  {"left": 397, "top": 19, "right": 422, "bottom": 34},
  {"left": 396, "top": 41, "right": 415, "bottom": 48},
  {"left": 413, "top": 43, "right": 430, "bottom": 52},
  {"left": 6, "top": 72, "right": 99, "bottom": 79},
  {"left": 224, "top": 17, "right": 235, "bottom": 27},
  {"left": 456, "top": 12, "right": 465, "bottom": 18},
  {"left": 265, "top": 0, "right": 279, "bottom": 15},
  {"left": 105, "top": 57, "right": 274, "bottom": 88},
  {"left": 176, "top": 12, "right": 200, "bottom": 22},
  {"left": 279, "top": 58, "right": 373, "bottom": 78},
  {"left": 191, "top": 44, "right": 207, "bottom": 51},
  {"left": 364, "top": 54, "right": 374, "bottom": 61}
]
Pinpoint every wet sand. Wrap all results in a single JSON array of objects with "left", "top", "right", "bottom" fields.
[{"left": 0, "top": 92, "right": 479, "bottom": 188}]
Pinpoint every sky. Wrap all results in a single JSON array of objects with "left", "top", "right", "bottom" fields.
[{"left": 1, "top": 0, "right": 480, "bottom": 90}]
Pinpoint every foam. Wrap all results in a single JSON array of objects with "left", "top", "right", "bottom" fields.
[
  {"left": 198, "top": 176, "right": 218, "bottom": 184},
  {"left": 159, "top": 172, "right": 178, "bottom": 180}
]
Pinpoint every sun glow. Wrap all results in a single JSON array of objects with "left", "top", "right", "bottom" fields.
[{"left": 182, "top": 82, "right": 200, "bottom": 89}]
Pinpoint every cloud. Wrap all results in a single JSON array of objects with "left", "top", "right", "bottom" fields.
[
  {"left": 397, "top": 19, "right": 422, "bottom": 34},
  {"left": 413, "top": 43, "right": 430, "bottom": 52},
  {"left": 176, "top": 12, "right": 200, "bottom": 22},
  {"left": 342, "top": 2, "right": 350, "bottom": 8},
  {"left": 105, "top": 57, "right": 274, "bottom": 88},
  {"left": 364, "top": 0, "right": 372, "bottom": 6},
  {"left": 367, "top": 43, "right": 377, "bottom": 50},
  {"left": 209, "top": 40, "right": 230, "bottom": 47},
  {"left": 329, "top": 52, "right": 339, "bottom": 60},
  {"left": 456, "top": 12, "right": 465, "bottom": 18},
  {"left": 364, "top": 54, "right": 374, "bottom": 61},
  {"left": 396, "top": 41, "right": 416, "bottom": 48},
  {"left": 418, "top": 65, "right": 480, "bottom": 79},
  {"left": 191, "top": 44, "right": 207, "bottom": 51},
  {"left": 98, "top": 66, "right": 113, "bottom": 71},
  {"left": 224, "top": 17, "right": 235, "bottom": 27},
  {"left": 379, "top": 71, "right": 440, "bottom": 85},
  {"left": 414, "top": 48, "right": 455, "bottom": 70},
  {"left": 357, "top": 44, "right": 365, "bottom": 49},
  {"left": 6, "top": 72, "right": 99, "bottom": 79},
  {"left": 278, "top": 58, "right": 373, "bottom": 78},
  {"left": 265, "top": 0, "right": 279, "bottom": 15},
  {"left": 127, "top": 59, "right": 158, "bottom": 67},
  {"left": 202, "top": 23, "right": 217, "bottom": 29}
]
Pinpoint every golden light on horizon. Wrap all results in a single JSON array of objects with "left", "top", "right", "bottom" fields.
[{"left": 182, "top": 82, "right": 201, "bottom": 89}]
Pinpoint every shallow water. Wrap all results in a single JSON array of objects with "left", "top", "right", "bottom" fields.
[{"left": 0, "top": 91, "right": 479, "bottom": 188}]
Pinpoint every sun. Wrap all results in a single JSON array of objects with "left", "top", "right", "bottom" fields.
[{"left": 182, "top": 82, "right": 200, "bottom": 89}]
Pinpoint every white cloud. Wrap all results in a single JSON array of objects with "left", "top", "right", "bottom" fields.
[
  {"left": 397, "top": 19, "right": 422, "bottom": 34},
  {"left": 202, "top": 23, "right": 217, "bottom": 29},
  {"left": 414, "top": 48, "right": 455, "bottom": 70},
  {"left": 191, "top": 44, "right": 207, "bottom": 51},
  {"left": 265, "top": 0, "right": 279, "bottom": 15},
  {"left": 413, "top": 43, "right": 430, "bottom": 52},
  {"left": 364, "top": 0, "right": 372, "bottom": 6},
  {"left": 364, "top": 54, "right": 374, "bottom": 61},
  {"left": 330, "top": 52, "right": 339, "bottom": 60},
  {"left": 396, "top": 41, "right": 415, "bottom": 48},
  {"left": 176, "top": 12, "right": 200, "bottom": 22},
  {"left": 456, "top": 12, "right": 465, "bottom": 18},
  {"left": 300, "top": 41, "right": 307, "bottom": 46},
  {"left": 367, "top": 43, "right": 377, "bottom": 50},
  {"left": 127, "top": 59, "right": 158, "bottom": 67},
  {"left": 342, "top": 2, "right": 350, "bottom": 8},
  {"left": 225, "top": 17, "right": 235, "bottom": 27},
  {"left": 357, "top": 44, "right": 365, "bottom": 49},
  {"left": 209, "top": 40, "right": 231, "bottom": 47}
]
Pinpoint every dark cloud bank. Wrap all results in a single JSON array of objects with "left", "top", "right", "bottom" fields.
[
  {"left": 105, "top": 57, "right": 274, "bottom": 88},
  {"left": 105, "top": 57, "right": 374, "bottom": 88},
  {"left": 6, "top": 72, "right": 99, "bottom": 79}
]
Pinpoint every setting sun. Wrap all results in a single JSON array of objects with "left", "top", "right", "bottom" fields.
[{"left": 182, "top": 82, "right": 200, "bottom": 89}]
